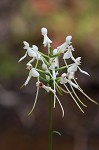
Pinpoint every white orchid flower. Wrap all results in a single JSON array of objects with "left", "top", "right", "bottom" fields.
[
  {"left": 60, "top": 73, "right": 78, "bottom": 88},
  {"left": 63, "top": 45, "right": 76, "bottom": 64},
  {"left": 57, "top": 35, "right": 72, "bottom": 53},
  {"left": 36, "top": 81, "right": 64, "bottom": 117},
  {"left": 18, "top": 41, "right": 37, "bottom": 63},
  {"left": 41, "top": 27, "right": 52, "bottom": 47},
  {"left": 32, "top": 45, "right": 41, "bottom": 60},
  {"left": 60, "top": 73, "right": 87, "bottom": 113},
  {"left": 67, "top": 57, "right": 90, "bottom": 76},
  {"left": 24, "top": 64, "right": 39, "bottom": 86}
]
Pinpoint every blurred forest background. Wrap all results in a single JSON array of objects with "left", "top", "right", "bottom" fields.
[{"left": 0, "top": 0, "right": 99, "bottom": 150}]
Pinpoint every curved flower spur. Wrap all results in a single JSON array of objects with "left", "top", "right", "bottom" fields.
[{"left": 18, "top": 27, "right": 98, "bottom": 117}]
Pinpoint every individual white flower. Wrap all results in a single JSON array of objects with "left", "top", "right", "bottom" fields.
[
  {"left": 41, "top": 27, "right": 52, "bottom": 47},
  {"left": 36, "top": 81, "right": 64, "bottom": 117},
  {"left": 67, "top": 57, "right": 90, "bottom": 76},
  {"left": 63, "top": 45, "right": 74, "bottom": 60},
  {"left": 24, "top": 64, "right": 39, "bottom": 86},
  {"left": 36, "top": 81, "right": 55, "bottom": 93},
  {"left": 60, "top": 73, "right": 78, "bottom": 88},
  {"left": 32, "top": 45, "right": 41, "bottom": 60},
  {"left": 60, "top": 73, "right": 68, "bottom": 84},
  {"left": 18, "top": 41, "right": 37, "bottom": 63},
  {"left": 60, "top": 73, "right": 86, "bottom": 113},
  {"left": 57, "top": 35, "right": 72, "bottom": 53}
]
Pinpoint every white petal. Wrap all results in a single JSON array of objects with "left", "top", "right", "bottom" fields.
[
  {"left": 67, "top": 64, "right": 78, "bottom": 73},
  {"left": 31, "top": 69, "right": 40, "bottom": 77},
  {"left": 53, "top": 49, "right": 58, "bottom": 55},
  {"left": 43, "top": 35, "right": 52, "bottom": 47},
  {"left": 27, "top": 48, "right": 37, "bottom": 57},
  {"left": 57, "top": 43, "right": 67, "bottom": 53},
  {"left": 32, "top": 45, "right": 38, "bottom": 52},
  {"left": 42, "top": 63, "right": 48, "bottom": 71},
  {"left": 23, "top": 41, "right": 29, "bottom": 49},
  {"left": 63, "top": 51, "right": 71, "bottom": 59},
  {"left": 60, "top": 78, "right": 67, "bottom": 84},
  {"left": 75, "top": 57, "right": 81, "bottom": 64},
  {"left": 66, "top": 35, "right": 72, "bottom": 44},
  {"left": 69, "top": 80, "right": 78, "bottom": 88},
  {"left": 68, "top": 72, "right": 74, "bottom": 80},
  {"left": 60, "top": 74, "right": 67, "bottom": 84},
  {"left": 41, "top": 27, "right": 47, "bottom": 35}
]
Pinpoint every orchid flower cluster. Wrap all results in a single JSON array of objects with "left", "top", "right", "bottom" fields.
[{"left": 19, "top": 27, "right": 98, "bottom": 117}]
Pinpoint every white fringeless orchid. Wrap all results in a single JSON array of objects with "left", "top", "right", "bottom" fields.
[
  {"left": 19, "top": 27, "right": 98, "bottom": 117},
  {"left": 67, "top": 57, "right": 90, "bottom": 76},
  {"left": 57, "top": 35, "right": 72, "bottom": 53},
  {"left": 18, "top": 41, "right": 37, "bottom": 63},
  {"left": 24, "top": 64, "right": 40, "bottom": 86},
  {"left": 41, "top": 27, "right": 52, "bottom": 47}
]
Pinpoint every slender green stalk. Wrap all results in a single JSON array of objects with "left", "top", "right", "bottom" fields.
[
  {"left": 36, "top": 69, "right": 49, "bottom": 75},
  {"left": 55, "top": 64, "right": 73, "bottom": 71},
  {"left": 38, "top": 51, "right": 50, "bottom": 59},
  {"left": 48, "top": 91, "right": 53, "bottom": 150}
]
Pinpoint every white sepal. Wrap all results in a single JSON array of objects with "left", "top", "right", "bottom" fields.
[
  {"left": 63, "top": 50, "right": 72, "bottom": 59},
  {"left": 42, "top": 63, "right": 48, "bottom": 71},
  {"left": 67, "top": 63, "right": 78, "bottom": 73},
  {"left": 32, "top": 45, "right": 38, "bottom": 52},
  {"left": 66, "top": 35, "right": 72, "bottom": 44},
  {"left": 60, "top": 73, "right": 68, "bottom": 84},
  {"left": 31, "top": 68, "right": 40, "bottom": 77},
  {"left": 23, "top": 41, "right": 29, "bottom": 49}
]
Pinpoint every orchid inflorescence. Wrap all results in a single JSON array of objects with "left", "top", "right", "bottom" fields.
[{"left": 18, "top": 27, "right": 98, "bottom": 117}]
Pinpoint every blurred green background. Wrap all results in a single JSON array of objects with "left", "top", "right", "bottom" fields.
[{"left": 0, "top": 0, "right": 99, "bottom": 150}]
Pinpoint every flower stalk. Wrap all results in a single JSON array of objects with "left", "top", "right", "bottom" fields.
[{"left": 48, "top": 91, "right": 53, "bottom": 150}]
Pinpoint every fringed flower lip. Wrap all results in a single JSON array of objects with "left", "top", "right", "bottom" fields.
[{"left": 19, "top": 27, "right": 98, "bottom": 117}]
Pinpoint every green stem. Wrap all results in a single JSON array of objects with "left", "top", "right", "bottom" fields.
[
  {"left": 39, "top": 76, "right": 49, "bottom": 83},
  {"left": 36, "top": 69, "right": 49, "bottom": 75},
  {"left": 48, "top": 92, "right": 53, "bottom": 150},
  {"left": 38, "top": 51, "right": 50, "bottom": 59},
  {"left": 55, "top": 64, "right": 73, "bottom": 71}
]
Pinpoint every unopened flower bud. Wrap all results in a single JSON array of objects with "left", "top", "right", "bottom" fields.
[{"left": 42, "top": 63, "right": 48, "bottom": 71}]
